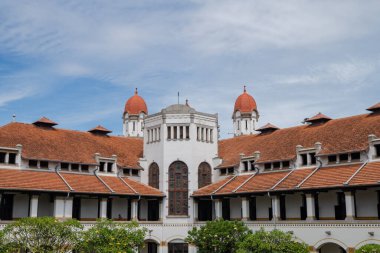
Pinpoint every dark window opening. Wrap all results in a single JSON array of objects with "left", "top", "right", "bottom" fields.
[
  {"left": 131, "top": 169, "right": 139, "bottom": 176},
  {"left": 81, "top": 165, "right": 89, "bottom": 172},
  {"left": 335, "top": 192, "right": 346, "bottom": 220},
  {"left": 250, "top": 160, "right": 255, "bottom": 170},
  {"left": 196, "top": 127, "right": 200, "bottom": 141},
  {"left": 198, "top": 200, "right": 212, "bottom": 221},
  {"left": 107, "top": 163, "right": 113, "bottom": 173},
  {"left": 220, "top": 168, "right": 226, "bottom": 175},
  {"left": 8, "top": 153, "right": 16, "bottom": 164},
  {"left": 310, "top": 153, "right": 316, "bottom": 165},
  {"left": 123, "top": 169, "right": 130, "bottom": 176},
  {"left": 186, "top": 126, "right": 190, "bottom": 139},
  {"left": 198, "top": 162, "right": 212, "bottom": 188},
  {"left": 99, "top": 162, "right": 105, "bottom": 172},
  {"left": 148, "top": 200, "right": 160, "bottom": 221},
  {"left": 179, "top": 126, "right": 183, "bottom": 139},
  {"left": 201, "top": 128, "right": 204, "bottom": 141},
  {"left": 282, "top": 161, "right": 290, "bottom": 168},
  {"left": 71, "top": 164, "right": 79, "bottom": 171},
  {"left": 133, "top": 122, "right": 135, "bottom": 131},
  {"left": 249, "top": 197, "right": 257, "bottom": 220},
  {"left": 29, "top": 160, "right": 38, "bottom": 168},
  {"left": 351, "top": 152, "right": 360, "bottom": 161},
  {"left": 243, "top": 161, "right": 249, "bottom": 171},
  {"left": 328, "top": 155, "right": 337, "bottom": 163},
  {"left": 273, "top": 162, "right": 280, "bottom": 169},
  {"left": 301, "top": 154, "right": 308, "bottom": 165},
  {"left": 222, "top": 199, "right": 230, "bottom": 220},
  {"left": 61, "top": 163, "right": 69, "bottom": 170},
  {"left": 168, "top": 243, "right": 188, "bottom": 253},
  {"left": 149, "top": 163, "right": 160, "bottom": 189},
  {"left": 173, "top": 126, "right": 177, "bottom": 139},
  {"left": 264, "top": 163, "right": 272, "bottom": 170},
  {"left": 0, "top": 152, "right": 5, "bottom": 163},
  {"left": 245, "top": 120, "right": 248, "bottom": 130},
  {"left": 339, "top": 153, "right": 349, "bottom": 162},
  {"left": 40, "top": 161, "right": 49, "bottom": 169},
  {"left": 227, "top": 167, "right": 234, "bottom": 174},
  {"left": 167, "top": 126, "right": 171, "bottom": 140},
  {"left": 375, "top": 144, "right": 380, "bottom": 157}
]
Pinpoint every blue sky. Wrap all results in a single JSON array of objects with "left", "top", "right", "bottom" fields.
[{"left": 0, "top": 1, "right": 379, "bottom": 138}]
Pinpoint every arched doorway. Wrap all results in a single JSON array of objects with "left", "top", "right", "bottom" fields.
[
  {"left": 198, "top": 162, "right": 212, "bottom": 188},
  {"left": 168, "top": 161, "right": 188, "bottom": 215},
  {"left": 148, "top": 162, "right": 160, "bottom": 189},
  {"left": 168, "top": 239, "right": 188, "bottom": 253},
  {"left": 140, "top": 240, "right": 159, "bottom": 253},
  {"left": 319, "top": 243, "right": 346, "bottom": 253}
]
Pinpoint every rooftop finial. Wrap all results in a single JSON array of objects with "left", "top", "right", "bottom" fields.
[
  {"left": 12, "top": 114, "right": 16, "bottom": 122},
  {"left": 244, "top": 85, "right": 246, "bottom": 92},
  {"left": 185, "top": 99, "right": 189, "bottom": 106},
  {"left": 135, "top": 88, "right": 138, "bottom": 95}
]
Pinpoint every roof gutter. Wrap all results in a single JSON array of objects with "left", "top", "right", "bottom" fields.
[
  {"left": 94, "top": 167, "right": 114, "bottom": 193},
  {"left": 55, "top": 165, "right": 74, "bottom": 192}
]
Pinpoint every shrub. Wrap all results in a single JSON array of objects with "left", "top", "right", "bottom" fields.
[
  {"left": 237, "top": 228, "right": 308, "bottom": 253},
  {"left": 356, "top": 244, "right": 380, "bottom": 253},
  {"left": 78, "top": 219, "right": 147, "bottom": 253},
  {"left": 186, "top": 219, "right": 251, "bottom": 253},
  {"left": 3, "top": 217, "right": 82, "bottom": 253}
]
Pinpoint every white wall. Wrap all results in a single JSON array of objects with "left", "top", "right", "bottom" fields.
[
  {"left": 356, "top": 190, "right": 378, "bottom": 219},
  {"left": 13, "top": 194, "right": 29, "bottom": 218},
  {"left": 80, "top": 198, "right": 98, "bottom": 219},
  {"left": 230, "top": 198, "right": 242, "bottom": 220},
  {"left": 285, "top": 194, "right": 302, "bottom": 219},
  {"left": 318, "top": 191, "right": 337, "bottom": 219},
  {"left": 256, "top": 196, "right": 271, "bottom": 220},
  {"left": 111, "top": 198, "right": 128, "bottom": 220}
]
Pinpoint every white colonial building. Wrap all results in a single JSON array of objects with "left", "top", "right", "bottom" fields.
[{"left": 0, "top": 87, "right": 380, "bottom": 253}]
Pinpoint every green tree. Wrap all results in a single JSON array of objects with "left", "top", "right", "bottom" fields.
[
  {"left": 237, "top": 228, "right": 308, "bottom": 253},
  {"left": 78, "top": 219, "right": 147, "bottom": 253},
  {"left": 186, "top": 219, "right": 251, "bottom": 253},
  {"left": 0, "top": 229, "right": 14, "bottom": 253},
  {"left": 356, "top": 244, "right": 380, "bottom": 253},
  {"left": 3, "top": 217, "right": 82, "bottom": 253}
]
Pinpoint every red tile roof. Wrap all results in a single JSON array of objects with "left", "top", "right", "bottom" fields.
[
  {"left": 0, "top": 122, "right": 143, "bottom": 168},
  {"left": 124, "top": 88, "right": 148, "bottom": 115},
  {"left": 349, "top": 162, "right": 380, "bottom": 186},
  {"left": 0, "top": 169, "right": 69, "bottom": 192},
  {"left": 33, "top": 117, "right": 58, "bottom": 126},
  {"left": 121, "top": 177, "right": 164, "bottom": 196},
  {"left": 218, "top": 113, "right": 380, "bottom": 167},
  {"left": 234, "top": 87, "right": 257, "bottom": 113},
  {"left": 237, "top": 171, "right": 289, "bottom": 193},
  {"left": 216, "top": 174, "right": 252, "bottom": 195},
  {"left": 274, "top": 168, "right": 314, "bottom": 191},
  {"left": 305, "top": 112, "right": 332, "bottom": 123},
  {"left": 193, "top": 176, "right": 233, "bottom": 196},
  {"left": 367, "top": 102, "right": 380, "bottom": 112}
]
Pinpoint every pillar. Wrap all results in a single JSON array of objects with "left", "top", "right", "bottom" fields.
[
  {"left": 159, "top": 200, "right": 163, "bottom": 221},
  {"left": 4, "top": 153, "right": 9, "bottom": 164},
  {"left": 189, "top": 244, "right": 197, "bottom": 253},
  {"left": 306, "top": 194, "right": 316, "bottom": 221},
  {"left": 160, "top": 242, "right": 168, "bottom": 253},
  {"left": 29, "top": 195, "right": 39, "bottom": 217},
  {"left": 131, "top": 199, "right": 139, "bottom": 221},
  {"left": 99, "top": 198, "right": 107, "bottom": 218},
  {"left": 271, "top": 195, "right": 281, "bottom": 221},
  {"left": 64, "top": 197, "right": 73, "bottom": 218},
  {"left": 194, "top": 200, "right": 198, "bottom": 221},
  {"left": 345, "top": 191, "right": 356, "bottom": 221},
  {"left": 214, "top": 199, "right": 222, "bottom": 219},
  {"left": 241, "top": 197, "right": 250, "bottom": 221}
]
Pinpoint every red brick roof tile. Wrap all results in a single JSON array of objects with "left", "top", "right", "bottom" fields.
[
  {"left": 349, "top": 162, "right": 380, "bottom": 186},
  {"left": 121, "top": 177, "right": 164, "bottom": 196},
  {"left": 193, "top": 176, "right": 233, "bottom": 196},
  {"left": 274, "top": 168, "right": 314, "bottom": 191},
  {"left": 216, "top": 174, "right": 252, "bottom": 195},
  {"left": 237, "top": 171, "right": 289, "bottom": 193},
  {"left": 61, "top": 172, "right": 110, "bottom": 194}
]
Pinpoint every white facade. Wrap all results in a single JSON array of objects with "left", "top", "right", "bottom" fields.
[
  {"left": 123, "top": 113, "right": 145, "bottom": 137},
  {"left": 233, "top": 110, "right": 259, "bottom": 136}
]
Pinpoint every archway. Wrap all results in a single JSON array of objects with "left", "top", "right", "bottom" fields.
[
  {"left": 168, "top": 239, "right": 188, "bottom": 253},
  {"left": 318, "top": 243, "right": 346, "bottom": 253},
  {"left": 140, "top": 239, "right": 159, "bottom": 253},
  {"left": 168, "top": 161, "right": 188, "bottom": 216}
]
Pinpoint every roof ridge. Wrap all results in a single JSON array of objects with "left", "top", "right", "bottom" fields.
[
  {"left": 233, "top": 173, "right": 257, "bottom": 193},
  {"left": 119, "top": 177, "right": 139, "bottom": 195},
  {"left": 212, "top": 176, "right": 236, "bottom": 195},
  {"left": 271, "top": 168, "right": 296, "bottom": 190},
  {"left": 344, "top": 161, "right": 368, "bottom": 185}
]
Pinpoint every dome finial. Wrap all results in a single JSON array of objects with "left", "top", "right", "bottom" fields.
[
  {"left": 244, "top": 85, "right": 246, "bottom": 92},
  {"left": 135, "top": 88, "right": 138, "bottom": 95}
]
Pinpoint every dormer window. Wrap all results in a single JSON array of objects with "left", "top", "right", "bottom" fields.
[
  {"left": 29, "top": 160, "right": 38, "bottom": 168},
  {"left": 81, "top": 165, "right": 89, "bottom": 172},
  {"left": 243, "top": 161, "right": 249, "bottom": 171},
  {"left": 107, "top": 163, "right": 113, "bottom": 173},
  {"left": 328, "top": 155, "right": 337, "bottom": 164},
  {"left": 301, "top": 154, "right": 308, "bottom": 166},
  {"left": 99, "top": 162, "right": 105, "bottom": 172},
  {"left": 310, "top": 153, "right": 316, "bottom": 165},
  {"left": 339, "top": 153, "right": 349, "bottom": 162},
  {"left": 264, "top": 163, "right": 271, "bottom": 170},
  {"left": 61, "top": 163, "right": 69, "bottom": 170},
  {"left": 71, "top": 164, "right": 79, "bottom": 171},
  {"left": 40, "top": 161, "right": 49, "bottom": 169},
  {"left": 123, "top": 168, "right": 139, "bottom": 177},
  {"left": 0, "top": 151, "right": 17, "bottom": 165},
  {"left": 8, "top": 153, "right": 16, "bottom": 164},
  {"left": 351, "top": 152, "right": 361, "bottom": 161},
  {"left": 273, "top": 162, "right": 281, "bottom": 169},
  {"left": 375, "top": 144, "right": 380, "bottom": 157},
  {"left": 282, "top": 161, "right": 290, "bottom": 168}
]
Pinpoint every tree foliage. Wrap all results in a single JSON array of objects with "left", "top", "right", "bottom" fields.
[
  {"left": 186, "top": 219, "right": 251, "bottom": 253},
  {"left": 356, "top": 244, "right": 380, "bottom": 253},
  {"left": 78, "top": 219, "right": 147, "bottom": 253},
  {"left": 236, "top": 228, "right": 308, "bottom": 253},
  {"left": 3, "top": 217, "right": 82, "bottom": 253}
]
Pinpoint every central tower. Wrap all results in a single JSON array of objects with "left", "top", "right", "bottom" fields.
[{"left": 233, "top": 86, "right": 259, "bottom": 136}]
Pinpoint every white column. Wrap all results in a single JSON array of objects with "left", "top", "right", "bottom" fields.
[
  {"left": 64, "top": 197, "right": 73, "bottom": 218},
  {"left": 131, "top": 199, "right": 139, "bottom": 221},
  {"left": 271, "top": 196, "right": 281, "bottom": 221},
  {"left": 29, "top": 195, "right": 39, "bottom": 217},
  {"left": 159, "top": 200, "right": 163, "bottom": 221},
  {"left": 189, "top": 245, "right": 197, "bottom": 253},
  {"left": 306, "top": 194, "right": 316, "bottom": 221},
  {"left": 99, "top": 198, "right": 107, "bottom": 218},
  {"left": 54, "top": 196, "right": 65, "bottom": 218},
  {"left": 4, "top": 153, "right": 9, "bottom": 164},
  {"left": 345, "top": 191, "right": 356, "bottom": 221},
  {"left": 241, "top": 197, "right": 250, "bottom": 221},
  {"left": 193, "top": 200, "right": 198, "bottom": 221},
  {"left": 214, "top": 199, "right": 222, "bottom": 219},
  {"left": 160, "top": 244, "right": 168, "bottom": 253}
]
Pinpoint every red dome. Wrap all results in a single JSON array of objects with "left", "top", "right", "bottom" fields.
[
  {"left": 234, "top": 86, "right": 257, "bottom": 113},
  {"left": 124, "top": 88, "right": 148, "bottom": 115}
]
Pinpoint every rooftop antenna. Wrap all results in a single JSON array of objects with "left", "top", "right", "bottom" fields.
[
  {"left": 12, "top": 114, "right": 16, "bottom": 122},
  {"left": 177, "top": 92, "right": 180, "bottom": 104},
  {"left": 244, "top": 85, "right": 247, "bottom": 92}
]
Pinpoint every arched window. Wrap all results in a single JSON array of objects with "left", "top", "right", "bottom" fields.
[
  {"left": 168, "top": 161, "right": 188, "bottom": 215},
  {"left": 148, "top": 163, "right": 160, "bottom": 189},
  {"left": 198, "top": 162, "right": 212, "bottom": 188}
]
